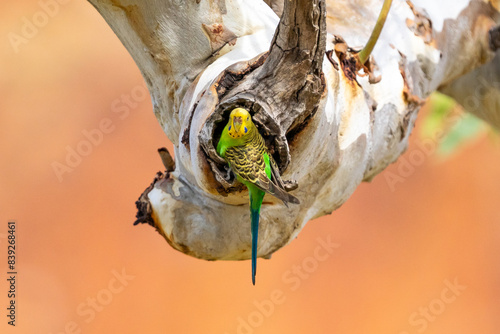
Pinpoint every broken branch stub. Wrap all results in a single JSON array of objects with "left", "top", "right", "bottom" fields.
[{"left": 89, "top": 0, "right": 500, "bottom": 262}]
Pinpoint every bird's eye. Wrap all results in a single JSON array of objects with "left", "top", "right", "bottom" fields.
[
  {"left": 244, "top": 127, "right": 248, "bottom": 133},
  {"left": 247, "top": 117, "right": 249, "bottom": 121}
]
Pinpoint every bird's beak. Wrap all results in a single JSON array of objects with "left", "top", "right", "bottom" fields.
[{"left": 232, "top": 116, "right": 242, "bottom": 132}]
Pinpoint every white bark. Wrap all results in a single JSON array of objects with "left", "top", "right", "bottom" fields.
[{"left": 90, "top": 0, "right": 500, "bottom": 261}]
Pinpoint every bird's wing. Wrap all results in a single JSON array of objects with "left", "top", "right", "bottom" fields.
[
  {"left": 225, "top": 145, "right": 300, "bottom": 205},
  {"left": 268, "top": 153, "right": 286, "bottom": 189},
  {"left": 225, "top": 144, "right": 268, "bottom": 187}
]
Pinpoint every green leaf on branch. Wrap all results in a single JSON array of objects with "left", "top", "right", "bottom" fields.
[
  {"left": 420, "top": 92, "right": 488, "bottom": 159},
  {"left": 420, "top": 92, "right": 456, "bottom": 139},
  {"left": 437, "top": 113, "right": 486, "bottom": 157}
]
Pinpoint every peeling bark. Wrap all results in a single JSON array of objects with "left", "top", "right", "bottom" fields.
[{"left": 89, "top": 0, "right": 500, "bottom": 261}]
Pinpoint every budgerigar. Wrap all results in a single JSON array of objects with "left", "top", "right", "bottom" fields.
[{"left": 216, "top": 108, "right": 299, "bottom": 285}]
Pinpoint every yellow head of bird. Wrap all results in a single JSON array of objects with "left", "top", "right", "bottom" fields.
[{"left": 228, "top": 108, "right": 252, "bottom": 138}]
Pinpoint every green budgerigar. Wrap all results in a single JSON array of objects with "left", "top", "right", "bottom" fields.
[{"left": 216, "top": 108, "right": 300, "bottom": 285}]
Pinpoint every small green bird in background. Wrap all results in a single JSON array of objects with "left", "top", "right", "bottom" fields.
[{"left": 217, "top": 108, "right": 300, "bottom": 285}]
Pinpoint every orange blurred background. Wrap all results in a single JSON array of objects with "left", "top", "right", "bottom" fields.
[{"left": 1, "top": 1, "right": 499, "bottom": 333}]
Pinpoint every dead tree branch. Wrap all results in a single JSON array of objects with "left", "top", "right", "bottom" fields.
[{"left": 89, "top": 0, "right": 500, "bottom": 261}]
